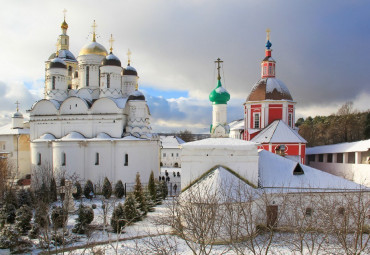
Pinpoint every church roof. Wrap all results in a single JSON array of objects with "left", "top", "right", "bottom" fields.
[
  {"left": 123, "top": 65, "right": 138, "bottom": 76},
  {"left": 247, "top": 78, "right": 293, "bottom": 101},
  {"left": 101, "top": 53, "right": 121, "bottom": 67},
  {"left": 306, "top": 139, "right": 370, "bottom": 154},
  {"left": 251, "top": 120, "right": 306, "bottom": 144},
  {"left": 182, "top": 137, "right": 257, "bottom": 150},
  {"left": 49, "top": 50, "right": 77, "bottom": 62},
  {"left": 0, "top": 124, "right": 29, "bottom": 136},
  {"left": 79, "top": 41, "right": 108, "bottom": 57},
  {"left": 49, "top": 57, "right": 67, "bottom": 69},
  {"left": 209, "top": 80, "right": 230, "bottom": 105},
  {"left": 258, "top": 150, "right": 365, "bottom": 191},
  {"left": 229, "top": 119, "right": 244, "bottom": 131},
  {"left": 128, "top": 90, "right": 145, "bottom": 101},
  {"left": 160, "top": 135, "right": 185, "bottom": 149}
]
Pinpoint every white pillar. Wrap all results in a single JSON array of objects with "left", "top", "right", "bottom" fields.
[
  {"left": 355, "top": 152, "right": 361, "bottom": 164},
  {"left": 343, "top": 153, "right": 348, "bottom": 164}
]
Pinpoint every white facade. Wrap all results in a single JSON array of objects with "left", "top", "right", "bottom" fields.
[
  {"left": 160, "top": 136, "right": 185, "bottom": 168},
  {"left": 28, "top": 19, "right": 159, "bottom": 184}
]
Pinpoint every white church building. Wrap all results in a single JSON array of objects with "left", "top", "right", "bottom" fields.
[{"left": 28, "top": 17, "right": 160, "bottom": 184}]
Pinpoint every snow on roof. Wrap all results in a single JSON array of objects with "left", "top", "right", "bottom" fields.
[
  {"left": 160, "top": 135, "right": 185, "bottom": 148},
  {"left": 259, "top": 150, "right": 364, "bottom": 191},
  {"left": 96, "top": 132, "right": 111, "bottom": 139},
  {"left": 180, "top": 166, "right": 256, "bottom": 203},
  {"left": 251, "top": 120, "right": 306, "bottom": 143},
  {"left": 306, "top": 139, "right": 370, "bottom": 154},
  {"left": 215, "top": 86, "right": 228, "bottom": 94},
  {"left": 33, "top": 133, "right": 56, "bottom": 142},
  {"left": 182, "top": 138, "right": 257, "bottom": 150},
  {"left": 61, "top": 132, "right": 86, "bottom": 140},
  {"left": 229, "top": 119, "right": 244, "bottom": 131},
  {"left": 266, "top": 78, "right": 291, "bottom": 95},
  {"left": 0, "top": 124, "right": 30, "bottom": 136},
  {"left": 126, "top": 65, "right": 137, "bottom": 71},
  {"left": 110, "top": 97, "right": 128, "bottom": 109}
]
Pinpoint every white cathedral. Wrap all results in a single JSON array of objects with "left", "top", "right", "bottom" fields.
[{"left": 28, "top": 17, "right": 160, "bottom": 184}]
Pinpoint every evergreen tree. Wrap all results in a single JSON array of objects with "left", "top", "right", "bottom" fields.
[
  {"left": 160, "top": 180, "right": 168, "bottom": 200},
  {"left": 148, "top": 170, "right": 156, "bottom": 201},
  {"left": 17, "top": 189, "right": 32, "bottom": 207},
  {"left": 34, "top": 202, "right": 49, "bottom": 228},
  {"left": 114, "top": 180, "right": 125, "bottom": 199},
  {"left": 72, "top": 204, "right": 94, "bottom": 234},
  {"left": 365, "top": 112, "right": 370, "bottom": 139},
  {"left": 49, "top": 178, "right": 58, "bottom": 202},
  {"left": 84, "top": 180, "right": 94, "bottom": 199},
  {"left": 134, "top": 173, "right": 147, "bottom": 214},
  {"left": 0, "top": 225, "right": 20, "bottom": 250},
  {"left": 28, "top": 223, "right": 40, "bottom": 239},
  {"left": 144, "top": 191, "right": 155, "bottom": 212},
  {"left": 4, "top": 189, "right": 18, "bottom": 208},
  {"left": 155, "top": 180, "right": 163, "bottom": 205},
  {"left": 38, "top": 182, "right": 49, "bottom": 204},
  {"left": 0, "top": 204, "right": 16, "bottom": 226},
  {"left": 73, "top": 181, "right": 82, "bottom": 199},
  {"left": 124, "top": 193, "right": 141, "bottom": 222},
  {"left": 51, "top": 206, "right": 68, "bottom": 228},
  {"left": 59, "top": 177, "right": 66, "bottom": 201},
  {"left": 110, "top": 203, "right": 125, "bottom": 233},
  {"left": 15, "top": 205, "right": 32, "bottom": 234},
  {"left": 102, "top": 177, "right": 112, "bottom": 199}
]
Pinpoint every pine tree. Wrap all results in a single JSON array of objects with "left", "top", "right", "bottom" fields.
[
  {"left": 134, "top": 173, "right": 147, "bottom": 214},
  {"left": 59, "top": 177, "right": 66, "bottom": 201},
  {"left": 4, "top": 189, "right": 18, "bottom": 208},
  {"left": 73, "top": 181, "right": 82, "bottom": 199},
  {"left": 155, "top": 180, "right": 163, "bottom": 205},
  {"left": 124, "top": 193, "right": 141, "bottom": 222},
  {"left": 0, "top": 204, "right": 16, "bottom": 226},
  {"left": 102, "top": 177, "right": 112, "bottom": 199},
  {"left": 72, "top": 204, "right": 94, "bottom": 234},
  {"left": 148, "top": 171, "right": 156, "bottom": 201},
  {"left": 144, "top": 191, "right": 155, "bottom": 212},
  {"left": 364, "top": 112, "right": 370, "bottom": 139},
  {"left": 38, "top": 182, "right": 49, "bottom": 204},
  {"left": 114, "top": 180, "right": 125, "bottom": 199},
  {"left": 15, "top": 205, "right": 32, "bottom": 234},
  {"left": 49, "top": 178, "right": 58, "bottom": 202},
  {"left": 51, "top": 206, "right": 68, "bottom": 228},
  {"left": 0, "top": 225, "right": 20, "bottom": 250},
  {"left": 84, "top": 180, "right": 94, "bottom": 199},
  {"left": 34, "top": 202, "right": 49, "bottom": 228},
  {"left": 17, "top": 189, "right": 32, "bottom": 207},
  {"left": 110, "top": 203, "right": 125, "bottom": 233},
  {"left": 160, "top": 180, "right": 168, "bottom": 200}
]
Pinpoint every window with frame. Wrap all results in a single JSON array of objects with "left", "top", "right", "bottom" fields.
[
  {"left": 68, "top": 66, "right": 72, "bottom": 76},
  {"left": 95, "top": 152, "right": 99, "bottom": 165},
  {"left": 176, "top": 153, "right": 179, "bottom": 157},
  {"left": 37, "top": 153, "right": 41, "bottom": 165},
  {"left": 171, "top": 153, "right": 174, "bottom": 157},
  {"left": 61, "top": 152, "right": 66, "bottom": 166},
  {"left": 318, "top": 154, "right": 324, "bottom": 162},
  {"left": 253, "top": 113, "right": 260, "bottom": 129},
  {"left": 337, "top": 153, "right": 343, "bottom": 163},
  {"left": 327, "top": 153, "right": 333, "bottom": 163},
  {"left": 107, "top": 74, "right": 110, "bottom": 88},
  {"left": 163, "top": 153, "right": 166, "bottom": 157},
  {"left": 124, "top": 153, "right": 128, "bottom": 166},
  {"left": 268, "top": 66, "right": 272, "bottom": 75},
  {"left": 288, "top": 113, "right": 292, "bottom": 127},
  {"left": 52, "top": 76, "right": 56, "bottom": 90},
  {"left": 86, "top": 66, "right": 89, "bottom": 87}
]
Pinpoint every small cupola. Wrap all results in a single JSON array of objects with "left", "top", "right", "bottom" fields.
[
  {"left": 101, "top": 35, "right": 122, "bottom": 67},
  {"left": 49, "top": 57, "right": 67, "bottom": 69},
  {"left": 261, "top": 29, "right": 276, "bottom": 78},
  {"left": 209, "top": 58, "right": 230, "bottom": 105},
  {"left": 123, "top": 49, "right": 138, "bottom": 76},
  {"left": 11, "top": 101, "right": 24, "bottom": 129}
]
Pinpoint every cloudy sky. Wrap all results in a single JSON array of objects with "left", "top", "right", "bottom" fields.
[{"left": 1, "top": 0, "right": 369, "bottom": 133}]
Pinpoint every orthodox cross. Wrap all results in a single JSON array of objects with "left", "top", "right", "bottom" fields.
[
  {"left": 109, "top": 34, "right": 114, "bottom": 53},
  {"left": 127, "top": 49, "right": 132, "bottom": 65},
  {"left": 63, "top": 9, "right": 67, "bottom": 21},
  {"left": 15, "top": 101, "right": 20, "bottom": 112},
  {"left": 92, "top": 20, "right": 97, "bottom": 42},
  {"left": 215, "top": 58, "right": 223, "bottom": 80},
  {"left": 266, "top": 28, "right": 271, "bottom": 41}
]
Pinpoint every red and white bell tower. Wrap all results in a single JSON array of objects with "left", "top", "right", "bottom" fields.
[{"left": 243, "top": 29, "right": 306, "bottom": 163}]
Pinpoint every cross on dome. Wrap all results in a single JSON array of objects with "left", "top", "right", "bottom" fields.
[
  {"left": 215, "top": 58, "right": 223, "bottom": 80},
  {"left": 63, "top": 9, "right": 67, "bottom": 21},
  {"left": 15, "top": 101, "right": 20, "bottom": 112},
  {"left": 109, "top": 34, "right": 114, "bottom": 53},
  {"left": 127, "top": 49, "right": 132, "bottom": 65},
  {"left": 92, "top": 20, "right": 97, "bottom": 42},
  {"left": 266, "top": 28, "right": 272, "bottom": 49}
]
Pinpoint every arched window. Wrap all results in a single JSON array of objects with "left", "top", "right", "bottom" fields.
[
  {"left": 37, "top": 153, "right": 42, "bottom": 165},
  {"left": 68, "top": 66, "right": 72, "bottom": 76},
  {"left": 86, "top": 66, "right": 89, "bottom": 87},
  {"left": 52, "top": 76, "right": 56, "bottom": 90},
  {"left": 95, "top": 152, "right": 99, "bottom": 165},
  {"left": 61, "top": 152, "right": 66, "bottom": 166},
  {"left": 107, "top": 74, "right": 110, "bottom": 88}
]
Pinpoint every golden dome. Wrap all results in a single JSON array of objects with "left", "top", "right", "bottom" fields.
[
  {"left": 79, "top": 41, "right": 108, "bottom": 56},
  {"left": 61, "top": 20, "right": 68, "bottom": 30}
]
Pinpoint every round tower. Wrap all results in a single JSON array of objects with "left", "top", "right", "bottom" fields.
[
  {"left": 99, "top": 35, "right": 123, "bottom": 98},
  {"left": 45, "top": 57, "right": 68, "bottom": 101},
  {"left": 209, "top": 58, "right": 230, "bottom": 138},
  {"left": 11, "top": 101, "right": 24, "bottom": 129},
  {"left": 77, "top": 20, "right": 108, "bottom": 96},
  {"left": 122, "top": 49, "right": 139, "bottom": 97},
  {"left": 244, "top": 30, "right": 296, "bottom": 140}
]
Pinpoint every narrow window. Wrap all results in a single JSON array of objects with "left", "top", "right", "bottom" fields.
[
  {"left": 318, "top": 154, "right": 324, "bottom": 162},
  {"left": 124, "top": 154, "right": 128, "bottom": 166},
  {"left": 86, "top": 66, "right": 89, "bottom": 87},
  {"left": 61, "top": 152, "right": 66, "bottom": 166},
  {"left": 37, "top": 153, "right": 42, "bottom": 165},
  {"left": 107, "top": 74, "right": 110, "bottom": 88},
  {"left": 163, "top": 153, "right": 166, "bottom": 157},
  {"left": 268, "top": 66, "right": 272, "bottom": 75},
  {"left": 176, "top": 153, "right": 179, "bottom": 157},
  {"left": 2, "top": 144, "right": 5, "bottom": 150},
  {"left": 253, "top": 113, "right": 260, "bottom": 129},
  {"left": 288, "top": 113, "right": 292, "bottom": 127},
  {"left": 305, "top": 208, "right": 312, "bottom": 216},
  {"left": 327, "top": 153, "right": 333, "bottom": 163},
  {"left": 337, "top": 153, "right": 343, "bottom": 163},
  {"left": 68, "top": 66, "right": 72, "bottom": 76},
  {"left": 264, "top": 66, "right": 267, "bottom": 75},
  {"left": 171, "top": 153, "right": 174, "bottom": 157},
  {"left": 52, "top": 76, "right": 56, "bottom": 90},
  {"left": 95, "top": 152, "right": 99, "bottom": 165}
]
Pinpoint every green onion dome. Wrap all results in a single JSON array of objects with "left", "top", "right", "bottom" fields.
[{"left": 209, "top": 80, "right": 230, "bottom": 104}]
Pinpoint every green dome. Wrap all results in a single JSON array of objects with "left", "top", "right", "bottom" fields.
[{"left": 209, "top": 80, "right": 230, "bottom": 104}]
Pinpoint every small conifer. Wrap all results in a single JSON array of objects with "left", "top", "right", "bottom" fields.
[
  {"left": 84, "top": 180, "right": 94, "bottom": 199},
  {"left": 110, "top": 203, "right": 125, "bottom": 233},
  {"left": 50, "top": 178, "right": 58, "bottom": 202},
  {"left": 15, "top": 205, "right": 32, "bottom": 234},
  {"left": 124, "top": 193, "right": 141, "bottom": 222},
  {"left": 102, "top": 177, "right": 112, "bottom": 199},
  {"left": 114, "top": 180, "right": 125, "bottom": 199},
  {"left": 148, "top": 171, "right": 156, "bottom": 201},
  {"left": 73, "top": 181, "right": 82, "bottom": 199}
]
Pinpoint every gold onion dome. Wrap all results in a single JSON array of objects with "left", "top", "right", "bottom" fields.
[
  {"left": 61, "top": 20, "right": 68, "bottom": 30},
  {"left": 79, "top": 41, "right": 108, "bottom": 56}
]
